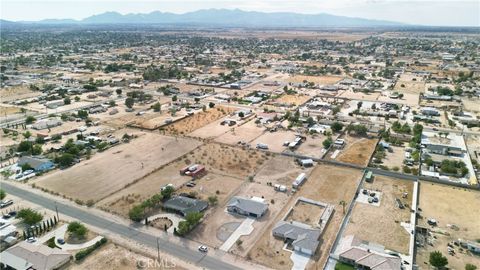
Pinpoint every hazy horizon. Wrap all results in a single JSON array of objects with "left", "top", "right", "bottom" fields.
[{"left": 1, "top": 0, "right": 479, "bottom": 27}]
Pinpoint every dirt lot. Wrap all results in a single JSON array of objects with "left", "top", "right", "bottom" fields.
[
  {"left": 382, "top": 144, "right": 408, "bottom": 170},
  {"left": 175, "top": 172, "right": 244, "bottom": 206},
  {"left": 394, "top": 74, "right": 426, "bottom": 94},
  {"left": 99, "top": 143, "right": 269, "bottom": 216},
  {"left": 286, "top": 75, "right": 343, "bottom": 85},
  {"left": 251, "top": 130, "right": 298, "bottom": 153},
  {"left": 249, "top": 164, "right": 363, "bottom": 269},
  {"left": 344, "top": 175, "right": 413, "bottom": 254},
  {"left": 254, "top": 155, "right": 308, "bottom": 186},
  {"left": 463, "top": 98, "right": 480, "bottom": 113},
  {"left": 416, "top": 182, "right": 480, "bottom": 269},
  {"left": 334, "top": 135, "right": 378, "bottom": 167},
  {"left": 34, "top": 133, "right": 201, "bottom": 202},
  {"left": 0, "top": 105, "right": 22, "bottom": 116},
  {"left": 188, "top": 117, "right": 235, "bottom": 140},
  {"left": 163, "top": 106, "right": 235, "bottom": 135},
  {"left": 0, "top": 85, "right": 42, "bottom": 102},
  {"left": 66, "top": 243, "right": 185, "bottom": 270},
  {"left": 285, "top": 200, "right": 325, "bottom": 228},
  {"left": 272, "top": 94, "right": 311, "bottom": 106},
  {"left": 215, "top": 119, "right": 265, "bottom": 145},
  {"left": 294, "top": 133, "right": 329, "bottom": 159}
]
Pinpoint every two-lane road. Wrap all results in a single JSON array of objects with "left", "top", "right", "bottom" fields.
[{"left": 1, "top": 182, "right": 241, "bottom": 270}]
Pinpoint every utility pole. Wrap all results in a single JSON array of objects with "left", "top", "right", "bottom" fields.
[
  {"left": 156, "top": 237, "right": 160, "bottom": 262},
  {"left": 54, "top": 202, "right": 59, "bottom": 220}
]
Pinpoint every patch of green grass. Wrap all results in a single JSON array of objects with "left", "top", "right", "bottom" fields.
[
  {"left": 335, "top": 262, "right": 354, "bottom": 270},
  {"left": 46, "top": 237, "right": 60, "bottom": 249}
]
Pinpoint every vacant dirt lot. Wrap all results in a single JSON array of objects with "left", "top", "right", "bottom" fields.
[
  {"left": 344, "top": 175, "right": 413, "bottom": 254},
  {"left": 188, "top": 117, "right": 234, "bottom": 140},
  {"left": 0, "top": 85, "right": 42, "bottom": 102},
  {"left": 163, "top": 106, "right": 235, "bottom": 135},
  {"left": 382, "top": 144, "right": 408, "bottom": 170},
  {"left": 416, "top": 182, "right": 480, "bottom": 269},
  {"left": 175, "top": 172, "right": 244, "bottom": 206},
  {"left": 34, "top": 133, "right": 201, "bottom": 202},
  {"left": 272, "top": 94, "right": 311, "bottom": 106},
  {"left": 249, "top": 164, "right": 363, "bottom": 269},
  {"left": 215, "top": 119, "right": 265, "bottom": 145},
  {"left": 335, "top": 135, "right": 378, "bottom": 166},
  {"left": 294, "top": 133, "right": 329, "bottom": 159},
  {"left": 254, "top": 155, "right": 308, "bottom": 186},
  {"left": 0, "top": 105, "right": 22, "bottom": 116},
  {"left": 285, "top": 200, "right": 325, "bottom": 227},
  {"left": 99, "top": 143, "right": 268, "bottom": 216},
  {"left": 286, "top": 75, "right": 343, "bottom": 85},
  {"left": 394, "top": 74, "right": 426, "bottom": 94},
  {"left": 251, "top": 130, "right": 298, "bottom": 153}
]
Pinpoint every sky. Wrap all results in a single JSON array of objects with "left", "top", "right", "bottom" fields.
[{"left": 1, "top": 0, "right": 479, "bottom": 26}]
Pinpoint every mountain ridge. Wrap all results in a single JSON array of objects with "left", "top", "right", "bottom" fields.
[{"left": 10, "top": 8, "right": 405, "bottom": 27}]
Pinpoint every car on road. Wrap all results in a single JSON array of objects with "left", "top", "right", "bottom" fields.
[
  {"left": 57, "top": 238, "right": 65, "bottom": 245},
  {"left": 198, "top": 245, "right": 208, "bottom": 252},
  {"left": 0, "top": 200, "right": 13, "bottom": 208},
  {"left": 186, "top": 182, "right": 196, "bottom": 187},
  {"left": 8, "top": 211, "right": 17, "bottom": 216}
]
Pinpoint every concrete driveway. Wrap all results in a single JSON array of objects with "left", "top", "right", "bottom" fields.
[
  {"left": 291, "top": 251, "right": 311, "bottom": 270},
  {"left": 219, "top": 217, "right": 255, "bottom": 251},
  {"left": 38, "top": 224, "right": 103, "bottom": 251}
]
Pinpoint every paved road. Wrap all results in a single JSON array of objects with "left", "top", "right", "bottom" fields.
[{"left": 1, "top": 182, "right": 241, "bottom": 270}]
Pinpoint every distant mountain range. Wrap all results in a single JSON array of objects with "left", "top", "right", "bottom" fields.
[{"left": 4, "top": 9, "right": 405, "bottom": 27}]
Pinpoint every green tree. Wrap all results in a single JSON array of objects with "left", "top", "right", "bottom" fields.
[
  {"left": 152, "top": 102, "right": 161, "bottom": 112},
  {"left": 56, "top": 153, "right": 75, "bottom": 167},
  {"left": 17, "top": 208, "right": 43, "bottom": 225},
  {"left": 172, "top": 95, "right": 178, "bottom": 102},
  {"left": 323, "top": 137, "right": 333, "bottom": 149},
  {"left": 208, "top": 196, "right": 218, "bottom": 206},
  {"left": 125, "top": 97, "right": 134, "bottom": 109},
  {"left": 67, "top": 221, "right": 88, "bottom": 239},
  {"left": 0, "top": 189, "right": 6, "bottom": 200},
  {"left": 64, "top": 97, "right": 71, "bottom": 105},
  {"left": 25, "top": 116, "right": 36, "bottom": 124},
  {"left": 77, "top": 110, "right": 88, "bottom": 119},
  {"left": 331, "top": 122, "right": 343, "bottom": 132},
  {"left": 208, "top": 102, "right": 215, "bottom": 108},
  {"left": 429, "top": 251, "right": 448, "bottom": 268},
  {"left": 465, "top": 264, "right": 477, "bottom": 270},
  {"left": 128, "top": 205, "right": 145, "bottom": 222}
]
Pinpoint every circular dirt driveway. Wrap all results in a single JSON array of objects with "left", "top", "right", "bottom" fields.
[{"left": 216, "top": 222, "right": 241, "bottom": 242}]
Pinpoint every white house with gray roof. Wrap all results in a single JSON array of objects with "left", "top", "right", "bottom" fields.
[
  {"left": 226, "top": 196, "right": 268, "bottom": 218},
  {"left": 272, "top": 221, "right": 321, "bottom": 256}
]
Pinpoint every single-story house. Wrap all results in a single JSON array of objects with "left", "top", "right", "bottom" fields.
[
  {"left": 17, "top": 156, "right": 55, "bottom": 172},
  {"left": 31, "top": 119, "right": 62, "bottom": 130},
  {"left": 272, "top": 221, "right": 321, "bottom": 256},
  {"left": 226, "top": 196, "right": 268, "bottom": 218},
  {"left": 0, "top": 242, "right": 71, "bottom": 270},
  {"left": 163, "top": 196, "right": 208, "bottom": 216},
  {"left": 336, "top": 235, "right": 402, "bottom": 270}
]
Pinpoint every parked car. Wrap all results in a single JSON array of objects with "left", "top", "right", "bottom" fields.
[
  {"left": 57, "top": 238, "right": 65, "bottom": 245},
  {"left": 198, "top": 245, "right": 208, "bottom": 252},
  {"left": 26, "top": 237, "right": 37, "bottom": 243},
  {"left": 2, "top": 213, "right": 12, "bottom": 219},
  {"left": 186, "top": 182, "right": 196, "bottom": 187}
]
